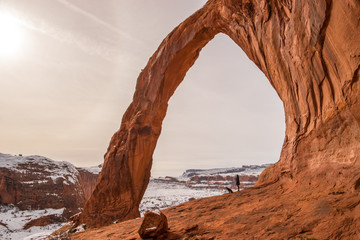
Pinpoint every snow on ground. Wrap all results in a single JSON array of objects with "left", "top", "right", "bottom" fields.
[
  {"left": 2, "top": 223, "right": 65, "bottom": 240},
  {"left": 0, "top": 153, "right": 80, "bottom": 186},
  {"left": 80, "top": 165, "right": 102, "bottom": 174},
  {"left": 139, "top": 180, "right": 225, "bottom": 216},
  {"left": 140, "top": 165, "right": 271, "bottom": 215},
  {"left": 0, "top": 205, "right": 65, "bottom": 240},
  {"left": 0, "top": 154, "right": 269, "bottom": 238}
]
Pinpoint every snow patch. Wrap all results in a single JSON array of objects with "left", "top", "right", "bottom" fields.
[
  {"left": 80, "top": 165, "right": 102, "bottom": 174},
  {"left": 0, "top": 153, "right": 80, "bottom": 186},
  {"left": 153, "top": 209, "right": 161, "bottom": 215},
  {"left": 146, "top": 226, "right": 157, "bottom": 231},
  {"left": 139, "top": 180, "right": 222, "bottom": 216},
  {"left": 0, "top": 205, "right": 64, "bottom": 240},
  {"left": 140, "top": 164, "right": 271, "bottom": 215}
]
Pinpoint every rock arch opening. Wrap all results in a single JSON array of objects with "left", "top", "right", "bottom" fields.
[
  {"left": 151, "top": 33, "right": 285, "bottom": 177},
  {"left": 140, "top": 33, "right": 285, "bottom": 215},
  {"left": 77, "top": 0, "right": 360, "bottom": 228}
]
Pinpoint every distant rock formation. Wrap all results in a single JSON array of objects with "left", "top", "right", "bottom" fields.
[
  {"left": 77, "top": 0, "right": 360, "bottom": 228},
  {"left": 181, "top": 164, "right": 271, "bottom": 178},
  {"left": 77, "top": 166, "right": 101, "bottom": 201},
  {"left": 185, "top": 174, "right": 257, "bottom": 190},
  {"left": 181, "top": 165, "right": 268, "bottom": 190},
  {"left": 0, "top": 153, "right": 100, "bottom": 227}
]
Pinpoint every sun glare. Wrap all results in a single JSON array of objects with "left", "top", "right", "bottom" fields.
[{"left": 0, "top": 12, "right": 26, "bottom": 59}]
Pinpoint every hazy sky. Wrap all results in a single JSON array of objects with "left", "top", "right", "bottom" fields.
[{"left": 0, "top": 0, "right": 285, "bottom": 177}]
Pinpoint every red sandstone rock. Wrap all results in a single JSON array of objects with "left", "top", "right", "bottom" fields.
[
  {"left": 138, "top": 210, "right": 168, "bottom": 239},
  {"left": 0, "top": 175, "right": 21, "bottom": 204},
  {"left": 69, "top": 182, "right": 360, "bottom": 239},
  {"left": 0, "top": 153, "right": 100, "bottom": 220},
  {"left": 76, "top": 167, "right": 100, "bottom": 201},
  {"left": 77, "top": 0, "right": 360, "bottom": 234},
  {"left": 23, "top": 214, "right": 65, "bottom": 230}
]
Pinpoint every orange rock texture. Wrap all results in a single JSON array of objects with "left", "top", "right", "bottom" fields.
[
  {"left": 76, "top": 168, "right": 100, "bottom": 201},
  {"left": 70, "top": 184, "right": 360, "bottom": 239},
  {"left": 77, "top": 0, "right": 360, "bottom": 231}
]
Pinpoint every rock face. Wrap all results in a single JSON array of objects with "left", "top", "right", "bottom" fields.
[
  {"left": 78, "top": 0, "right": 360, "bottom": 229},
  {"left": 0, "top": 153, "right": 100, "bottom": 222},
  {"left": 76, "top": 166, "right": 101, "bottom": 201},
  {"left": 0, "top": 175, "right": 22, "bottom": 204}
]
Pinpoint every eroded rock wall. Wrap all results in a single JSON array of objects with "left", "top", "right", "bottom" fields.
[
  {"left": 0, "top": 153, "right": 100, "bottom": 220},
  {"left": 78, "top": 0, "right": 360, "bottom": 227},
  {"left": 76, "top": 168, "right": 100, "bottom": 201}
]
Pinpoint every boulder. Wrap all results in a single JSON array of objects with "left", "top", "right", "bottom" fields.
[{"left": 138, "top": 210, "right": 168, "bottom": 239}]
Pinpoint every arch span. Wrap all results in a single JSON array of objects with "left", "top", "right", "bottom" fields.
[
  {"left": 152, "top": 33, "right": 285, "bottom": 177},
  {"left": 78, "top": 0, "right": 360, "bottom": 227}
]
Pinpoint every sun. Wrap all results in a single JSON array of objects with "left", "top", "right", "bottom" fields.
[{"left": 0, "top": 12, "right": 26, "bottom": 59}]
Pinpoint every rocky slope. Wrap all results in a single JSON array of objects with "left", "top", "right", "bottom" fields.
[
  {"left": 0, "top": 153, "right": 100, "bottom": 230},
  {"left": 69, "top": 180, "right": 360, "bottom": 240},
  {"left": 77, "top": 0, "right": 360, "bottom": 231}
]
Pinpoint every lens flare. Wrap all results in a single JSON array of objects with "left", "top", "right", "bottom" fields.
[{"left": 0, "top": 12, "right": 26, "bottom": 59}]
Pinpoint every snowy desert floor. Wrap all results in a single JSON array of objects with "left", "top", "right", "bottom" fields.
[
  {"left": 0, "top": 205, "right": 65, "bottom": 240},
  {"left": 139, "top": 180, "right": 225, "bottom": 215},
  {"left": 0, "top": 182, "right": 225, "bottom": 239}
]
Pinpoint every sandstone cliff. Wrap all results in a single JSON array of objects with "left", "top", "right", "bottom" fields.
[
  {"left": 0, "top": 153, "right": 100, "bottom": 227},
  {"left": 76, "top": 0, "right": 360, "bottom": 237},
  {"left": 76, "top": 166, "right": 101, "bottom": 201}
]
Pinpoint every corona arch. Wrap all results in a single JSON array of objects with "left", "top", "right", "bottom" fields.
[{"left": 77, "top": 0, "right": 360, "bottom": 227}]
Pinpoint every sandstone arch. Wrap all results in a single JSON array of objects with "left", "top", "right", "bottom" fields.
[
  {"left": 78, "top": 0, "right": 360, "bottom": 227},
  {"left": 153, "top": 33, "right": 284, "bottom": 176}
]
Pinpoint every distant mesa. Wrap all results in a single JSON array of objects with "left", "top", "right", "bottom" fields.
[{"left": 181, "top": 164, "right": 272, "bottom": 178}]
